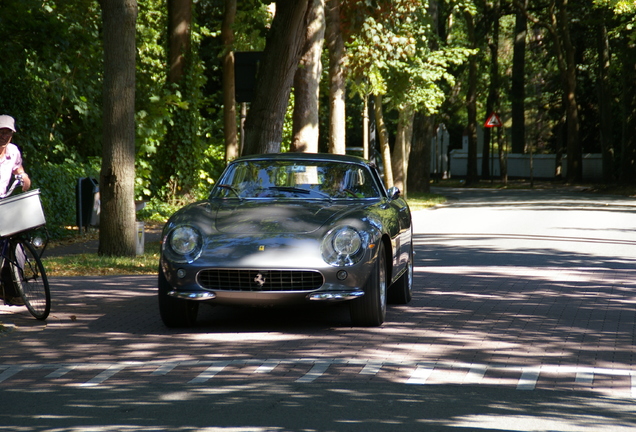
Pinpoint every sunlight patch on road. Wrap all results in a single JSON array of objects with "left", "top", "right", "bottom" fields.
[
  {"left": 185, "top": 332, "right": 304, "bottom": 342},
  {"left": 414, "top": 265, "right": 633, "bottom": 284},
  {"left": 444, "top": 413, "right": 636, "bottom": 432}
]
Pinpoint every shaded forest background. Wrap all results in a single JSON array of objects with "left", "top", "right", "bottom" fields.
[{"left": 1, "top": 0, "right": 635, "bottom": 237}]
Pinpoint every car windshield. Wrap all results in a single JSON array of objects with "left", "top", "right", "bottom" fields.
[{"left": 211, "top": 160, "right": 382, "bottom": 200}]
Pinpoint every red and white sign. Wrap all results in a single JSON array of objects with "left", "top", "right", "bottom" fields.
[{"left": 484, "top": 112, "right": 502, "bottom": 128}]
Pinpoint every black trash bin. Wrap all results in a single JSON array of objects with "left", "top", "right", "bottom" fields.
[{"left": 76, "top": 177, "right": 100, "bottom": 233}]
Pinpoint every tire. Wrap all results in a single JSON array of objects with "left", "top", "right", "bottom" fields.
[
  {"left": 350, "top": 242, "right": 387, "bottom": 327},
  {"left": 388, "top": 244, "right": 413, "bottom": 305},
  {"left": 9, "top": 239, "right": 51, "bottom": 320},
  {"left": 158, "top": 268, "right": 198, "bottom": 328}
]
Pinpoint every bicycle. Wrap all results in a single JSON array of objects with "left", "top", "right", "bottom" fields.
[{"left": 0, "top": 175, "right": 50, "bottom": 320}]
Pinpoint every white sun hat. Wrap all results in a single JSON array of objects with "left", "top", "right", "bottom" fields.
[{"left": 0, "top": 115, "right": 16, "bottom": 132}]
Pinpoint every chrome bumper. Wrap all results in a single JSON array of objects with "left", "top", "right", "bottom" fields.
[
  {"left": 167, "top": 289, "right": 364, "bottom": 303},
  {"left": 168, "top": 290, "right": 216, "bottom": 301},
  {"left": 307, "top": 290, "right": 365, "bottom": 301}
]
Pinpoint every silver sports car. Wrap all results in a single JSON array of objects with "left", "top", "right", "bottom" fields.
[{"left": 158, "top": 152, "right": 413, "bottom": 327}]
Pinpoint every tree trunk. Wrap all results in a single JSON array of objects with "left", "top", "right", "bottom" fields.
[
  {"left": 242, "top": 0, "right": 311, "bottom": 155},
  {"left": 391, "top": 107, "right": 414, "bottom": 196},
  {"left": 325, "top": 0, "right": 346, "bottom": 155},
  {"left": 408, "top": 112, "right": 433, "bottom": 194},
  {"left": 222, "top": 0, "right": 238, "bottom": 162},
  {"left": 597, "top": 11, "right": 614, "bottom": 182},
  {"left": 291, "top": 0, "right": 325, "bottom": 153},
  {"left": 407, "top": 0, "right": 436, "bottom": 194},
  {"left": 557, "top": 0, "right": 581, "bottom": 182},
  {"left": 464, "top": 11, "right": 479, "bottom": 185},
  {"left": 374, "top": 94, "right": 394, "bottom": 188},
  {"left": 99, "top": 0, "right": 138, "bottom": 257},
  {"left": 497, "top": 124, "right": 508, "bottom": 183},
  {"left": 483, "top": 0, "right": 500, "bottom": 180},
  {"left": 168, "top": 0, "right": 192, "bottom": 84},
  {"left": 511, "top": 0, "right": 527, "bottom": 154},
  {"left": 156, "top": 0, "right": 195, "bottom": 198}
]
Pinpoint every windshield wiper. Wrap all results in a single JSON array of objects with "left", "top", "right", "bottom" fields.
[
  {"left": 268, "top": 186, "right": 311, "bottom": 194},
  {"left": 268, "top": 186, "right": 332, "bottom": 202}
]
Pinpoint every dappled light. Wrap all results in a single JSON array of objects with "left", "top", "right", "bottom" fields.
[
  {"left": 1, "top": 381, "right": 635, "bottom": 431},
  {"left": 2, "top": 187, "right": 636, "bottom": 430}
]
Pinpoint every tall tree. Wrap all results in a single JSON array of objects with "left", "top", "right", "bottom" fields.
[
  {"left": 408, "top": 0, "right": 440, "bottom": 195},
  {"left": 325, "top": 0, "right": 347, "bottom": 155},
  {"left": 374, "top": 95, "right": 394, "bottom": 187},
  {"left": 391, "top": 107, "right": 415, "bottom": 194},
  {"left": 464, "top": 8, "right": 479, "bottom": 185},
  {"left": 168, "top": 0, "right": 192, "bottom": 83},
  {"left": 511, "top": 0, "right": 528, "bottom": 154},
  {"left": 345, "top": 0, "right": 469, "bottom": 191},
  {"left": 596, "top": 8, "right": 613, "bottom": 181},
  {"left": 620, "top": 35, "right": 636, "bottom": 183},
  {"left": 408, "top": 112, "right": 433, "bottom": 194},
  {"left": 242, "top": 0, "right": 312, "bottom": 155},
  {"left": 291, "top": 0, "right": 325, "bottom": 153},
  {"left": 595, "top": 0, "right": 636, "bottom": 182},
  {"left": 222, "top": 0, "right": 238, "bottom": 162},
  {"left": 520, "top": 0, "right": 582, "bottom": 181},
  {"left": 557, "top": 0, "right": 581, "bottom": 182},
  {"left": 154, "top": 0, "right": 204, "bottom": 199},
  {"left": 99, "top": 0, "right": 138, "bottom": 256},
  {"left": 483, "top": 0, "right": 501, "bottom": 180}
]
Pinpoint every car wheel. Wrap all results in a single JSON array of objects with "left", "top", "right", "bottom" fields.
[
  {"left": 158, "top": 268, "right": 198, "bottom": 328},
  {"left": 388, "top": 244, "right": 413, "bottom": 305},
  {"left": 350, "top": 242, "right": 387, "bottom": 327}
]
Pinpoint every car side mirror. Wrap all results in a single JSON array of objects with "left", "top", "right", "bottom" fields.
[{"left": 387, "top": 186, "right": 401, "bottom": 200}]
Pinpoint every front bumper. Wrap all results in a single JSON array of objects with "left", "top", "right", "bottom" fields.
[
  {"left": 160, "top": 231, "right": 380, "bottom": 306},
  {"left": 167, "top": 286, "right": 366, "bottom": 303}
]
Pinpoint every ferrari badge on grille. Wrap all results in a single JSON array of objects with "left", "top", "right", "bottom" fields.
[{"left": 254, "top": 273, "right": 266, "bottom": 287}]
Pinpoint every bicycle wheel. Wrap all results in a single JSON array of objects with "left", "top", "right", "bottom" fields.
[{"left": 9, "top": 239, "right": 50, "bottom": 320}]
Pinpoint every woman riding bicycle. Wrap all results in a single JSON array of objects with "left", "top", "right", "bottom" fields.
[
  {"left": 0, "top": 115, "right": 31, "bottom": 197},
  {"left": 1, "top": 115, "right": 33, "bottom": 306}
]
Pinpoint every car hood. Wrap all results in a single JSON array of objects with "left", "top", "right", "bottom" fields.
[{"left": 213, "top": 200, "right": 359, "bottom": 234}]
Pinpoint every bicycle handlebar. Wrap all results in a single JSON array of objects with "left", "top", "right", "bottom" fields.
[{"left": 0, "top": 174, "right": 23, "bottom": 199}]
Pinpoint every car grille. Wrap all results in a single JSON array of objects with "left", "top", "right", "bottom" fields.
[{"left": 198, "top": 269, "right": 324, "bottom": 292}]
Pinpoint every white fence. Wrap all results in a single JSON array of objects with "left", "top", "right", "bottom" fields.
[{"left": 448, "top": 151, "right": 603, "bottom": 180}]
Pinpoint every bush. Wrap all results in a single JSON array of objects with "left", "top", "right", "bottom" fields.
[{"left": 31, "top": 160, "right": 100, "bottom": 237}]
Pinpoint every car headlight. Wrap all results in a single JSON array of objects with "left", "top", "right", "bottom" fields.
[
  {"left": 333, "top": 227, "right": 362, "bottom": 255},
  {"left": 322, "top": 226, "right": 366, "bottom": 266},
  {"left": 167, "top": 225, "right": 203, "bottom": 261}
]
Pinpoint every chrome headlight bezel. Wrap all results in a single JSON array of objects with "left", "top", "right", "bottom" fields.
[
  {"left": 166, "top": 225, "right": 203, "bottom": 263},
  {"left": 321, "top": 226, "right": 367, "bottom": 267}
]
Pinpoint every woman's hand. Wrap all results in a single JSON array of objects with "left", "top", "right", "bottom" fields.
[{"left": 21, "top": 173, "right": 31, "bottom": 191}]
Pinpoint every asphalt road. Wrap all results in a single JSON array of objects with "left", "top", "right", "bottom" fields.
[{"left": 2, "top": 186, "right": 636, "bottom": 431}]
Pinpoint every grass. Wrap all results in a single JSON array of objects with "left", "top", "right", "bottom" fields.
[
  {"left": 42, "top": 241, "right": 161, "bottom": 277},
  {"left": 406, "top": 192, "right": 447, "bottom": 211}
]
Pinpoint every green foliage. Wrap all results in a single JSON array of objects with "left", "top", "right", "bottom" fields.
[
  {"left": 344, "top": 0, "right": 471, "bottom": 115},
  {"left": 0, "top": 0, "right": 230, "bottom": 238},
  {"left": 149, "top": 55, "right": 216, "bottom": 201},
  {"left": 32, "top": 160, "right": 100, "bottom": 236},
  {"left": 232, "top": 2, "right": 271, "bottom": 51},
  {"left": 0, "top": 0, "right": 103, "bottom": 165},
  {"left": 3, "top": 0, "right": 636, "bottom": 244},
  {"left": 136, "top": 197, "right": 183, "bottom": 223}
]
